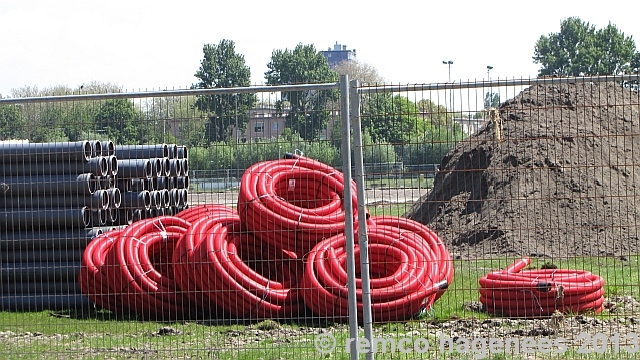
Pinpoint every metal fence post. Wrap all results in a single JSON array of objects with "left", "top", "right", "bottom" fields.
[
  {"left": 339, "top": 74, "right": 359, "bottom": 359},
  {"left": 351, "top": 79, "right": 374, "bottom": 360}
]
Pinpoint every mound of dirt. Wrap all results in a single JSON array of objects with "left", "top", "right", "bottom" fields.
[{"left": 405, "top": 81, "right": 640, "bottom": 258}]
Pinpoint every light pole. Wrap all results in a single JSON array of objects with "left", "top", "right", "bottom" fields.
[
  {"left": 487, "top": 65, "right": 493, "bottom": 81},
  {"left": 442, "top": 60, "right": 453, "bottom": 108},
  {"left": 443, "top": 60, "right": 454, "bottom": 139}
]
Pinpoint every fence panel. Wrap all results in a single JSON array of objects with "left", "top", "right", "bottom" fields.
[{"left": 0, "top": 75, "right": 639, "bottom": 359}]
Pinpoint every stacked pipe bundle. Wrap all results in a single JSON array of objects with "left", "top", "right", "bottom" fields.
[
  {"left": 80, "top": 155, "right": 454, "bottom": 323},
  {"left": 0, "top": 140, "right": 122, "bottom": 310},
  {"left": 117, "top": 144, "right": 189, "bottom": 223},
  {"left": 0, "top": 141, "right": 189, "bottom": 311}
]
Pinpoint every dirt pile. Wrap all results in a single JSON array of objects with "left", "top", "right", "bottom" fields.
[{"left": 405, "top": 81, "right": 640, "bottom": 258}]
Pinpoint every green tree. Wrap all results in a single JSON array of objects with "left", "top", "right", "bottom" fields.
[
  {"left": 484, "top": 92, "right": 500, "bottom": 109},
  {"left": 362, "top": 94, "right": 426, "bottom": 145},
  {"left": 94, "top": 99, "right": 143, "bottom": 145},
  {"left": 265, "top": 43, "right": 339, "bottom": 140},
  {"left": 0, "top": 104, "right": 25, "bottom": 140},
  {"left": 193, "top": 39, "right": 256, "bottom": 143},
  {"left": 533, "top": 17, "right": 639, "bottom": 76}
]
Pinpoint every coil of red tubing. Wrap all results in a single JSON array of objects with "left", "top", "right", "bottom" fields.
[
  {"left": 172, "top": 205, "right": 238, "bottom": 314},
  {"left": 78, "top": 230, "right": 128, "bottom": 313},
  {"left": 479, "top": 257, "right": 605, "bottom": 317},
  {"left": 238, "top": 155, "right": 359, "bottom": 255},
  {"left": 301, "top": 215, "right": 453, "bottom": 323},
  {"left": 185, "top": 213, "right": 305, "bottom": 319},
  {"left": 101, "top": 216, "right": 194, "bottom": 319}
]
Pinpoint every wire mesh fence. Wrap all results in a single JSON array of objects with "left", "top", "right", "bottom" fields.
[{"left": 0, "top": 75, "right": 639, "bottom": 359}]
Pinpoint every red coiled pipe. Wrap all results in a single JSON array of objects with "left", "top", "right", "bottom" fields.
[
  {"left": 479, "top": 257, "right": 605, "bottom": 317},
  {"left": 172, "top": 205, "right": 238, "bottom": 313},
  {"left": 182, "top": 213, "right": 305, "bottom": 319},
  {"left": 78, "top": 230, "right": 127, "bottom": 313},
  {"left": 238, "top": 156, "right": 359, "bottom": 255},
  {"left": 101, "top": 216, "right": 194, "bottom": 319},
  {"left": 301, "top": 216, "right": 453, "bottom": 323}
]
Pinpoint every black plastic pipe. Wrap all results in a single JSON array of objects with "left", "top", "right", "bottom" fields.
[
  {"left": 90, "top": 209, "right": 106, "bottom": 227},
  {"left": 149, "top": 191, "right": 162, "bottom": 210},
  {"left": 120, "top": 190, "right": 151, "bottom": 210},
  {"left": 0, "top": 228, "right": 101, "bottom": 251},
  {"left": 0, "top": 156, "right": 108, "bottom": 177},
  {"left": 0, "top": 207, "right": 90, "bottom": 230},
  {"left": 106, "top": 155, "right": 118, "bottom": 176},
  {"left": 91, "top": 140, "right": 102, "bottom": 157},
  {"left": 178, "top": 189, "right": 188, "bottom": 207},
  {"left": 0, "top": 173, "right": 97, "bottom": 196},
  {"left": 116, "top": 208, "right": 134, "bottom": 226},
  {"left": 160, "top": 189, "right": 170, "bottom": 208},
  {"left": 176, "top": 146, "right": 188, "bottom": 159},
  {"left": 168, "top": 189, "right": 179, "bottom": 206},
  {"left": 130, "top": 178, "right": 147, "bottom": 192},
  {"left": 116, "top": 179, "right": 131, "bottom": 192},
  {"left": 101, "top": 140, "right": 115, "bottom": 157},
  {"left": 150, "top": 158, "right": 163, "bottom": 177},
  {"left": 107, "top": 207, "right": 118, "bottom": 224},
  {"left": 0, "top": 190, "right": 109, "bottom": 210},
  {"left": 1, "top": 249, "right": 84, "bottom": 264},
  {"left": 1, "top": 262, "right": 81, "bottom": 283},
  {"left": 161, "top": 157, "right": 170, "bottom": 177},
  {"left": 116, "top": 159, "right": 152, "bottom": 179},
  {"left": 167, "top": 144, "right": 178, "bottom": 159},
  {"left": 169, "top": 159, "right": 182, "bottom": 177},
  {"left": 176, "top": 176, "right": 189, "bottom": 189},
  {"left": 114, "top": 144, "right": 168, "bottom": 159},
  {"left": 0, "top": 281, "right": 81, "bottom": 296},
  {"left": 106, "top": 187, "right": 121, "bottom": 209},
  {"left": 132, "top": 209, "right": 143, "bottom": 222},
  {"left": 0, "top": 141, "right": 93, "bottom": 163},
  {"left": 180, "top": 158, "right": 188, "bottom": 176},
  {"left": 155, "top": 176, "right": 172, "bottom": 191}
]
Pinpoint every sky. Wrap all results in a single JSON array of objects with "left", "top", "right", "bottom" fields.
[{"left": 1, "top": 0, "right": 639, "bottom": 98}]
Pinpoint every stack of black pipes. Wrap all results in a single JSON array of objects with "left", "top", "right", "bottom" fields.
[
  {"left": 0, "top": 141, "right": 189, "bottom": 311},
  {"left": 117, "top": 143, "right": 189, "bottom": 221},
  {"left": 0, "top": 140, "right": 121, "bottom": 311}
]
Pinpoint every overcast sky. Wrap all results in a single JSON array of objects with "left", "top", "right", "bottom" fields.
[{"left": 1, "top": 0, "right": 639, "bottom": 97}]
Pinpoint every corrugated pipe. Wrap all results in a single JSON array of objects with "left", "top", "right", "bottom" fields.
[
  {"left": 0, "top": 156, "right": 108, "bottom": 177},
  {"left": 115, "top": 144, "right": 168, "bottom": 160},
  {"left": 0, "top": 173, "right": 97, "bottom": 196},
  {"left": 0, "top": 140, "right": 93, "bottom": 163}
]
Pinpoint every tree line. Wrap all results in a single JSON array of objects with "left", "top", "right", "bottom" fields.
[{"left": 1, "top": 17, "right": 638, "bottom": 172}]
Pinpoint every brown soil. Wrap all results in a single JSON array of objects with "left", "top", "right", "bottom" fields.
[{"left": 405, "top": 81, "right": 640, "bottom": 259}]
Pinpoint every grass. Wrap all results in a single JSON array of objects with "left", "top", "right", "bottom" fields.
[{"left": 0, "top": 256, "right": 637, "bottom": 359}]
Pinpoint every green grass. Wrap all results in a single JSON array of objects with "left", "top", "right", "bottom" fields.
[
  {"left": 0, "top": 256, "right": 637, "bottom": 359},
  {"left": 365, "top": 177, "right": 433, "bottom": 190}
]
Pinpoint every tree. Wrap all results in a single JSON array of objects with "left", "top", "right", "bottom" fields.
[
  {"left": 533, "top": 17, "right": 639, "bottom": 76},
  {"left": 362, "top": 94, "right": 427, "bottom": 145},
  {"left": 484, "top": 92, "right": 500, "bottom": 109},
  {"left": 0, "top": 105, "right": 25, "bottom": 140},
  {"left": 332, "top": 59, "right": 384, "bottom": 85},
  {"left": 265, "top": 43, "right": 339, "bottom": 140},
  {"left": 94, "top": 99, "right": 143, "bottom": 145},
  {"left": 193, "top": 39, "right": 256, "bottom": 142}
]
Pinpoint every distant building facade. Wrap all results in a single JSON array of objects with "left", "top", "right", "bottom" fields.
[
  {"left": 236, "top": 106, "right": 287, "bottom": 142},
  {"left": 453, "top": 115, "right": 488, "bottom": 135},
  {"left": 320, "top": 42, "right": 356, "bottom": 68}
]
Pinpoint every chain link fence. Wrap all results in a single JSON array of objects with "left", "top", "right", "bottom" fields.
[{"left": 1, "top": 75, "right": 639, "bottom": 359}]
